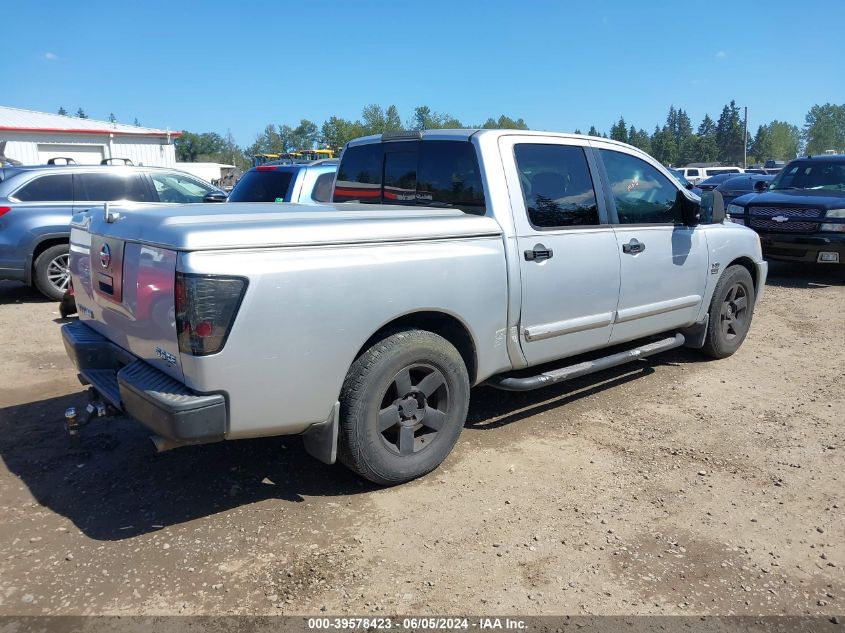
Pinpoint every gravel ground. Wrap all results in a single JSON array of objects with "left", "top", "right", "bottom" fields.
[{"left": 0, "top": 262, "right": 842, "bottom": 616}]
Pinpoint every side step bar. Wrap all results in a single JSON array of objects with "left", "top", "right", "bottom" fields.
[{"left": 485, "top": 333, "right": 685, "bottom": 392}]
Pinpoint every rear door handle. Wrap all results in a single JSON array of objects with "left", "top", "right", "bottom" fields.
[
  {"left": 622, "top": 238, "right": 645, "bottom": 255},
  {"left": 524, "top": 244, "right": 554, "bottom": 262}
]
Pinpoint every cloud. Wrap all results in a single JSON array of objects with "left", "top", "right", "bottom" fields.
[
  {"left": 44, "top": 52, "right": 57, "bottom": 61},
  {"left": 715, "top": 51, "right": 728, "bottom": 59}
]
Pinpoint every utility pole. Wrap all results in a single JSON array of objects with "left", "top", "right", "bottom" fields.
[{"left": 743, "top": 106, "right": 748, "bottom": 169}]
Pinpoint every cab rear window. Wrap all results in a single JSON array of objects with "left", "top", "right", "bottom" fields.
[{"left": 333, "top": 140, "right": 486, "bottom": 213}]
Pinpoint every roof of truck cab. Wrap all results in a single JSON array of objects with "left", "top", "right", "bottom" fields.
[{"left": 346, "top": 128, "right": 627, "bottom": 147}]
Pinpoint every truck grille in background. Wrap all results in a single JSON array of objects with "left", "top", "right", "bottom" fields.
[{"left": 748, "top": 206, "right": 822, "bottom": 234}]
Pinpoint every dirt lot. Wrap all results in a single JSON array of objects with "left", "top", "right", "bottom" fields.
[{"left": 0, "top": 263, "right": 842, "bottom": 617}]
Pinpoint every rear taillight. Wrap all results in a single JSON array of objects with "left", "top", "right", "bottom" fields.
[
  {"left": 0, "top": 206, "right": 11, "bottom": 217},
  {"left": 175, "top": 272, "right": 247, "bottom": 356}
]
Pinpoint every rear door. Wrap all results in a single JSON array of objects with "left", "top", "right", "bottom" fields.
[
  {"left": 500, "top": 135, "right": 621, "bottom": 366},
  {"left": 592, "top": 143, "right": 708, "bottom": 345},
  {"left": 1, "top": 173, "right": 74, "bottom": 275}
]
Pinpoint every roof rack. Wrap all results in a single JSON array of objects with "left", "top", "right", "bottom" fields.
[
  {"left": 100, "top": 158, "right": 134, "bottom": 165},
  {"left": 47, "top": 157, "right": 77, "bottom": 165}
]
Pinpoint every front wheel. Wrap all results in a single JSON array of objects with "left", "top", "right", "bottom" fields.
[
  {"left": 701, "top": 265, "right": 756, "bottom": 359},
  {"left": 338, "top": 329, "right": 470, "bottom": 486}
]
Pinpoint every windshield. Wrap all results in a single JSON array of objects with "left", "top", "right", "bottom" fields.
[
  {"left": 668, "top": 169, "right": 692, "bottom": 187},
  {"left": 770, "top": 160, "right": 845, "bottom": 192}
]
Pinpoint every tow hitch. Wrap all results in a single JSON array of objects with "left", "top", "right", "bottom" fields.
[{"left": 63, "top": 388, "right": 116, "bottom": 436}]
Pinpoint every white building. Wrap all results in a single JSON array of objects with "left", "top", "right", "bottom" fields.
[{"left": 0, "top": 105, "right": 181, "bottom": 167}]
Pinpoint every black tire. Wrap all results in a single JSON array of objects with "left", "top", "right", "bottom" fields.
[
  {"left": 33, "top": 244, "right": 70, "bottom": 301},
  {"left": 701, "top": 265, "right": 756, "bottom": 359},
  {"left": 338, "top": 329, "right": 470, "bottom": 486}
]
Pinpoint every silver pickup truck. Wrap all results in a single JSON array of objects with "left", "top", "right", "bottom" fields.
[{"left": 62, "top": 129, "right": 767, "bottom": 485}]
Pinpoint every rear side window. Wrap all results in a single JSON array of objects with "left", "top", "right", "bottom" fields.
[
  {"left": 333, "top": 140, "right": 486, "bottom": 213},
  {"left": 227, "top": 170, "right": 295, "bottom": 202},
  {"left": 311, "top": 172, "right": 335, "bottom": 203},
  {"left": 13, "top": 174, "right": 73, "bottom": 201},
  {"left": 74, "top": 173, "right": 152, "bottom": 202},
  {"left": 687, "top": 169, "right": 699, "bottom": 177},
  {"left": 513, "top": 144, "right": 599, "bottom": 228}
]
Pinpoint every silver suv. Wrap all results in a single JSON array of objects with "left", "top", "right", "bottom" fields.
[{"left": 0, "top": 164, "right": 226, "bottom": 299}]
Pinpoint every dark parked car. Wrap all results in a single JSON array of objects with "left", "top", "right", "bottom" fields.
[
  {"left": 668, "top": 168, "right": 703, "bottom": 196},
  {"left": 0, "top": 164, "right": 226, "bottom": 299},
  {"left": 696, "top": 172, "right": 749, "bottom": 192},
  {"left": 715, "top": 174, "right": 774, "bottom": 206},
  {"left": 726, "top": 155, "right": 845, "bottom": 264}
]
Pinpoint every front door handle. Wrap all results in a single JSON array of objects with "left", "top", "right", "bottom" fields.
[
  {"left": 622, "top": 238, "right": 645, "bottom": 255},
  {"left": 524, "top": 243, "right": 554, "bottom": 262}
]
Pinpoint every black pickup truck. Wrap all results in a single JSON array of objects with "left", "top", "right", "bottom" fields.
[{"left": 725, "top": 155, "right": 845, "bottom": 264}]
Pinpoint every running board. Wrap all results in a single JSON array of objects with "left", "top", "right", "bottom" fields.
[{"left": 485, "top": 333, "right": 685, "bottom": 392}]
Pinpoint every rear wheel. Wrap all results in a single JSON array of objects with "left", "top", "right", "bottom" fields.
[
  {"left": 34, "top": 244, "right": 70, "bottom": 301},
  {"left": 338, "top": 329, "right": 470, "bottom": 486},
  {"left": 701, "top": 265, "right": 756, "bottom": 359}
]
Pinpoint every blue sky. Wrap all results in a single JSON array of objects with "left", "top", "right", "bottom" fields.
[{"left": 4, "top": 0, "right": 844, "bottom": 146}]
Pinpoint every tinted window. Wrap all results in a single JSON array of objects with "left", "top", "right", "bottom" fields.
[
  {"left": 333, "top": 143, "right": 383, "bottom": 202},
  {"left": 416, "top": 141, "right": 485, "bottom": 211},
  {"left": 600, "top": 149, "right": 680, "bottom": 224},
  {"left": 13, "top": 174, "right": 73, "bottom": 201},
  {"left": 311, "top": 172, "right": 335, "bottom": 203},
  {"left": 150, "top": 173, "right": 215, "bottom": 203},
  {"left": 687, "top": 169, "right": 699, "bottom": 177},
  {"left": 513, "top": 144, "right": 599, "bottom": 227},
  {"left": 333, "top": 140, "right": 486, "bottom": 212},
  {"left": 228, "top": 170, "right": 294, "bottom": 202},
  {"left": 384, "top": 151, "right": 417, "bottom": 202},
  {"left": 74, "top": 173, "right": 152, "bottom": 202}
]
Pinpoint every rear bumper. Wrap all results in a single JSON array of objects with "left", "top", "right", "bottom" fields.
[
  {"left": 61, "top": 320, "right": 226, "bottom": 442},
  {"left": 759, "top": 233, "right": 845, "bottom": 264}
]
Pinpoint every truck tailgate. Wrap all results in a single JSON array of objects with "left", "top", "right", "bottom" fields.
[{"left": 69, "top": 223, "right": 183, "bottom": 382}]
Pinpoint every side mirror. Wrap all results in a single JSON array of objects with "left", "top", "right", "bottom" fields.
[
  {"left": 675, "top": 189, "right": 701, "bottom": 226},
  {"left": 699, "top": 191, "right": 726, "bottom": 224},
  {"left": 753, "top": 179, "right": 769, "bottom": 192},
  {"left": 203, "top": 191, "right": 228, "bottom": 203},
  {"left": 685, "top": 182, "right": 695, "bottom": 190}
]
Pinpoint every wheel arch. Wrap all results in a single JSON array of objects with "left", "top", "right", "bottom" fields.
[
  {"left": 353, "top": 310, "right": 479, "bottom": 385},
  {"left": 725, "top": 256, "right": 760, "bottom": 294},
  {"left": 27, "top": 234, "right": 70, "bottom": 285}
]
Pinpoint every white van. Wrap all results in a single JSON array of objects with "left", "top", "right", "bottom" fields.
[{"left": 676, "top": 166, "right": 744, "bottom": 185}]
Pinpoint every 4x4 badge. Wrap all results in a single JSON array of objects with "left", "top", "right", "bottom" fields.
[
  {"left": 711, "top": 263, "right": 720, "bottom": 274},
  {"left": 99, "top": 243, "right": 111, "bottom": 268}
]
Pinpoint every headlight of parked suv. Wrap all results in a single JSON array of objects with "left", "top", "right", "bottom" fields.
[
  {"left": 820, "top": 209, "right": 845, "bottom": 232},
  {"left": 726, "top": 204, "right": 745, "bottom": 224}
]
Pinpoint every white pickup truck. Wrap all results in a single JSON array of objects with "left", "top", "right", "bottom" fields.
[{"left": 62, "top": 129, "right": 767, "bottom": 485}]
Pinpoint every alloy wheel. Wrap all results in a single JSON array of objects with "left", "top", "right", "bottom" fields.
[
  {"left": 720, "top": 283, "right": 749, "bottom": 341},
  {"left": 377, "top": 363, "right": 450, "bottom": 456}
]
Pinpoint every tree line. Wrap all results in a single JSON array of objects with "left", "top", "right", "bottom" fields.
[
  {"left": 587, "top": 101, "right": 845, "bottom": 166},
  {"left": 57, "top": 101, "right": 845, "bottom": 169}
]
